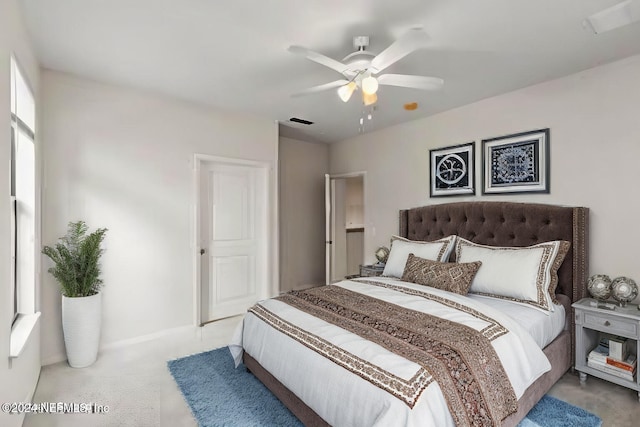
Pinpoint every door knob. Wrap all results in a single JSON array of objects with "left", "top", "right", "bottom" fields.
[{"left": 200, "top": 248, "right": 206, "bottom": 255}]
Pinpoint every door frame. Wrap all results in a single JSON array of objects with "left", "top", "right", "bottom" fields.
[
  {"left": 326, "top": 171, "right": 367, "bottom": 284},
  {"left": 193, "top": 154, "right": 272, "bottom": 326}
]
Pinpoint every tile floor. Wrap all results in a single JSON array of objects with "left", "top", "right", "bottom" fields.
[{"left": 24, "top": 316, "right": 638, "bottom": 426}]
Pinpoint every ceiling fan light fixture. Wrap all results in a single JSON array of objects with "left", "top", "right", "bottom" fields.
[
  {"left": 363, "top": 92, "right": 377, "bottom": 106},
  {"left": 361, "top": 75, "right": 379, "bottom": 95},
  {"left": 337, "top": 81, "right": 357, "bottom": 102}
]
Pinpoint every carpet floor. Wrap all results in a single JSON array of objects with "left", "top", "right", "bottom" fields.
[{"left": 168, "top": 347, "right": 602, "bottom": 427}]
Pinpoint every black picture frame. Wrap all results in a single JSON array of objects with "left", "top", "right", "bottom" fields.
[
  {"left": 482, "top": 128, "right": 550, "bottom": 195},
  {"left": 429, "top": 142, "right": 475, "bottom": 197}
]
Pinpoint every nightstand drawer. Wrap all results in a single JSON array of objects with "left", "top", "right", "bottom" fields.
[{"left": 583, "top": 313, "right": 638, "bottom": 337}]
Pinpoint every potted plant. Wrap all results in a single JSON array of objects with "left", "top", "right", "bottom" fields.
[{"left": 42, "top": 221, "right": 108, "bottom": 368}]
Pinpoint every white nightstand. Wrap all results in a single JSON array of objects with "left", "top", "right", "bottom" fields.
[
  {"left": 359, "top": 264, "right": 384, "bottom": 277},
  {"left": 572, "top": 298, "right": 640, "bottom": 401}
]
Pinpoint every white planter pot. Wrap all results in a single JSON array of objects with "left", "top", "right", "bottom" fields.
[{"left": 62, "top": 292, "right": 102, "bottom": 368}]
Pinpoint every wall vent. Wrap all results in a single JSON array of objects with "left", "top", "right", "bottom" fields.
[{"left": 289, "top": 117, "right": 314, "bottom": 125}]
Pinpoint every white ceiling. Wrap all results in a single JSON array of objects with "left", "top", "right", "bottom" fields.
[{"left": 20, "top": 0, "right": 640, "bottom": 143}]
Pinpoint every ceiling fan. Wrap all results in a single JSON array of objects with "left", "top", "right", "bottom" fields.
[{"left": 288, "top": 28, "right": 444, "bottom": 106}]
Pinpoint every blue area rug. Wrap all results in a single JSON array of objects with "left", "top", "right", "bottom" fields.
[
  {"left": 519, "top": 395, "right": 602, "bottom": 427},
  {"left": 168, "top": 347, "right": 602, "bottom": 427}
]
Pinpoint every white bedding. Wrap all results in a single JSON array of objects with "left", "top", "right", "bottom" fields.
[
  {"left": 467, "top": 294, "right": 566, "bottom": 349},
  {"left": 229, "top": 277, "right": 551, "bottom": 427}
]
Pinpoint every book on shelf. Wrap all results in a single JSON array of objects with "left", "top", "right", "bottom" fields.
[
  {"left": 605, "top": 354, "right": 637, "bottom": 372},
  {"left": 586, "top": 336, "right": 637, "bottom": 380},
  {"left": 609, "top": 336, "right": 631, "bottom": 361},
  {"left": 587, "top": 340, "right": 609, "bottom": 363},
  {"left": 587, "top": 359, "right": 635, "bottom": 381}
]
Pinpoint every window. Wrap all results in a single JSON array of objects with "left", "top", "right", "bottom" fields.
[{"left": 10, "top": 56, "right": 36, "bottom": 324}]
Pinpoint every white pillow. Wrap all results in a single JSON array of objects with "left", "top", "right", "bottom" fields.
[
  {"left": 382, "top": 235, "right": 457, "bottom": 278},
  {"left": 455, "top": 237, "right": 570, "bottom": 312}
]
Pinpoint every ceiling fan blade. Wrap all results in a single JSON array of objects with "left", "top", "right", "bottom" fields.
[
  {"left": 377, "top": 74, "right": 444, "bottom": 90},
  {"left": 370, "top": 28, "right": 430, "bottom": 74},
  {"left": 288, "top": 45, "right": 349, "bottom": 74},
  {"left": 291, "top": 79, "right": 350, "bottom": 97}
]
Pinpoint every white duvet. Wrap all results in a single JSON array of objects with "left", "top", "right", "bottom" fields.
[{"left": 229, "top": 277, "right": 550, "bottom": 427}]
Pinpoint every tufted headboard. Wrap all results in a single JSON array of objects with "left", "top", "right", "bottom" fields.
[{"left": 399, "top": 202, "right": 589, "bottom": 303}]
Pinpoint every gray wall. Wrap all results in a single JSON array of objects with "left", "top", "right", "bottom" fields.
[{"left": 330, "top": 54, "right": 640, "bottom": 304}]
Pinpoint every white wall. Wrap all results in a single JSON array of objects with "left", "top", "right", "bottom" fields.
[
  {"left": 345, "top": 176, "right": 363, "bottom": 227},
  {"left": 345, "top": 177, "right": 364, "bottom": 276},
  {"left": 278, "top": 137, "right": 328, "bottom": 291},
  {"left": 41, "top": 70, "right": 278, "bottom": 364},
  {"left": 0, "top": 1, "right": 41, "bottom": 426},
  {"left": 331, "top": 54, "right": 640, "bottom": 304},
  {"left": 346, "top": 231, "right": 363, "bottom": 276}
]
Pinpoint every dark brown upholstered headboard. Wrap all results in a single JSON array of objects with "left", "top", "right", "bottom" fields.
[{"left": 399, "top": 202, "right": 589, "bottom": 303}]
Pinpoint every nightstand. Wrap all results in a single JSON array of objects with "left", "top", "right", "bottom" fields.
[
  {"left": 359, "top": 264, "right": 384, "bottom": 277},
  {"left": 572, "top": 298, "right": 640, "bottom": 401}
]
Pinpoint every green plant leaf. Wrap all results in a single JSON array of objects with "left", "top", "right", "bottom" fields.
[{"left": 42, "top": 221, "right": 108, "bottom": 297}]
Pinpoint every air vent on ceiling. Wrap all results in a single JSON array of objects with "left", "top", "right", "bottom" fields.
[
  {"left": 289, "top": 117, "right": 314, "bottom": 125},
  {"left": 584, "top": 0, "right": 636, "bottom": 34}
]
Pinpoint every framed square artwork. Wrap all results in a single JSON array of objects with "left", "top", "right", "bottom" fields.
[
  {"left": 482, "top": 128, "right": 549, "bottom": 194},
  {"left": 430, "top": 142, "right": 475, "bottom": 197}
]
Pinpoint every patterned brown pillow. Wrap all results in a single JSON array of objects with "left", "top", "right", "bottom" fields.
[{"left": 401, "top": 253, "right": 482, "bottom": 295}]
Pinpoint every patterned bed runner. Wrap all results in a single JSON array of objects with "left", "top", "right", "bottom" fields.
[{"left": 249, "top": 285, "right": 517, "bottom": 427}]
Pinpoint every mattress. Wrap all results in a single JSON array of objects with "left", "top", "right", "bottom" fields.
[
  {"left": 230, "top": 277, "right": 551, "bottom": 427},
  {"left": 467, "top": 294, "right": 566, "bottom": 349}
]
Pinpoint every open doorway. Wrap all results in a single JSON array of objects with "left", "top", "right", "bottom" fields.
[{"left": 325, "top": 173, "right": 365, "bottom": 284}]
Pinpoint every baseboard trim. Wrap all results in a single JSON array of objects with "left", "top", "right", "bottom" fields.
[
  {"left": 42, "top": 352, "right": 67, "bottom": 366},
  {"left": 42, "top": 324, "right": 199, "bottom": 366},
  {"left": 101, "top": 325, "right": 199, "bottom": 352}
]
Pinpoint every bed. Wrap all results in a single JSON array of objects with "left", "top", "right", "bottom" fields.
[{"left": 231, "top": 201, "right": 589, "bottom": 426}]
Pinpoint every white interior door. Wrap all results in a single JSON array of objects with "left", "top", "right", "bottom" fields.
[{"left": 200, "top": 160, "right": 267, "bottom": 322}]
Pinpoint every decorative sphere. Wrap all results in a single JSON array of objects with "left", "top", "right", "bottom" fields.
[
  {"left": 587, "top": 274, "right": 612, "bottom": 300},
  {"left": 375, "top": 246, "right": 390, "bottom": 264},
  {"left": 611, "top": 277, "right": 638, "bottom": 306}
]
